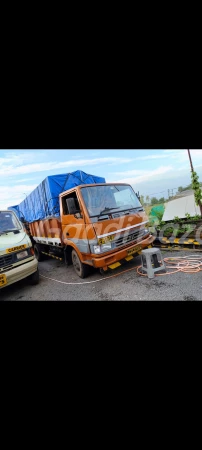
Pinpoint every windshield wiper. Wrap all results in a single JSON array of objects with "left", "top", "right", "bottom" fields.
[
  {"left": 103, "top": 207, "right": 144, "bottom": 216},
  {"left": 128, "top": 207, "right": 144, "bottom": 212},
  {"left": 99, "top": 207, "right": 120, "bottom": 216},
  {"left": 100, "top": 206, "right": 120, "bottom": 216},
  {"left": 90, "top": 205, "right": 144, "bottom": 220}
]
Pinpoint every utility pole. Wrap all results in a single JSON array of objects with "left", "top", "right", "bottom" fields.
[
  {"left": 187, "top": 149, "right": 194, "bottom": 172},
  {"left": 168, "top": 189, "right": 174, "bottom": 199}
]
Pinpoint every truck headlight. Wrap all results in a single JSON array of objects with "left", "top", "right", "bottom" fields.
[
  {"left": 93, "top": 243, "right": 112, "bottom": 254},
  {"left": 16, "top": 250, "right": 28, "bottom": 260},
  {"left": 94, "top": 245, "right": 101, "bottom": 254}
]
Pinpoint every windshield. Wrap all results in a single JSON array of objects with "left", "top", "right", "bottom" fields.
[
  {"left": 0, "top": 211, "right": 21, "bottom": 233},
  {"left": 81, "top": 185, "right": 142, "bottom": 220}
]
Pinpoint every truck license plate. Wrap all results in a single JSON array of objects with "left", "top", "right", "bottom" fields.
[
  {"left": 127, "top": 245, "right": 142, "bottom": 256},
  {"left": 0, "top": 274, "right": 7, "bottom": 287}
]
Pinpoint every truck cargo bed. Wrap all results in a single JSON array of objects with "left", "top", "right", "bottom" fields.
[{"left": 29, "top": 217, "right": 63, "bottom": 247}]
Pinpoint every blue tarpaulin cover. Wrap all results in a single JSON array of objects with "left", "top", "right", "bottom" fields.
[
  {"left": 8, "top": 205, "right": 20, "bottom": 217},
  {"left": 8, "top": 171, "right": 106, "bottom": 222}
]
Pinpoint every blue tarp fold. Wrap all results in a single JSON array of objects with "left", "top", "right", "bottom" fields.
[
  {"left": 8, "top": 170, "right": 105, "bottom": 222},
  {"left": 8, "top": 205, "right": 20, "bottom": 218}
]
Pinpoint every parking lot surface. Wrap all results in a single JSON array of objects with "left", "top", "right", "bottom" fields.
[{"left": 1, "top": 250, "right": 202, "bottom": 301}]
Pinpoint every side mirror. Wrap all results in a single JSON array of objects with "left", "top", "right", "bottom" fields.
[{"left": 66, "top": 198, "right": 79, "bottom": 215}]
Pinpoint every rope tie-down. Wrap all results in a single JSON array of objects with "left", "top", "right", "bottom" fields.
[{"left": 39, "top": 255, "right": 202, "bottom": 285}]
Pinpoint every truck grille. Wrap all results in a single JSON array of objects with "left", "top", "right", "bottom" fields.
[
  {"left": 0, "top": 254, "right": 13, "bottom": 269},
  {"left": 114, "top": 229, "right": 146, "bottom": 248}
]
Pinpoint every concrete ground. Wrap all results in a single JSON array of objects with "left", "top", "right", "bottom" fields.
[{"left": 1, "top": 250, "right": 202, "bottom": 301}]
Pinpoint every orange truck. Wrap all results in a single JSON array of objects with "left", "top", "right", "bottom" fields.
[{"left": 10, "top": 172, "right": 155, "bottom": 278}]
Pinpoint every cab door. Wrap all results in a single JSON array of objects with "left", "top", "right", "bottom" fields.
[{"left": 60, "top": 190, "right": 90, "bottom": 255}]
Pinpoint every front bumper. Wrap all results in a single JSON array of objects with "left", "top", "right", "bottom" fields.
[
  {"left": 0, "top": 258, "right": 38, "bottom": 289},
  {"left": 91, "top": 234, "right": 155, "bottom": 269}
]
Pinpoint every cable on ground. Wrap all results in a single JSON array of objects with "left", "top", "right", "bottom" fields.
[{"left": 40, "top": 255, "right": 202, "bottom": 285}]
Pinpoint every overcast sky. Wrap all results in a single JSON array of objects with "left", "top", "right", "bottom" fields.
[{"left": 0, "top": 149, "right": 202, "bottom": 210}]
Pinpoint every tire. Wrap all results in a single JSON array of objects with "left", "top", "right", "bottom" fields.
[
  {"left": 99, "top": 268, "right": 108, "bottom": 276},
  {"left": 34, "top": 244, "right": 44, "bottom": 262},
  {"left": 28, "top": 268, "right": 40, "bottom": 285},
  {"left": 71, "top": 249, "right": 89, "bottom": 279}
]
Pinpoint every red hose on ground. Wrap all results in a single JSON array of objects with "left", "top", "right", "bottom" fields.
[{"left": 136, "top": 255, "right": 202, "bottom": 277}]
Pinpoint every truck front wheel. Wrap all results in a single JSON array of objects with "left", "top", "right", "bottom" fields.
[{"left": 72, "top": 249, "right": 89, "bottom": 278}]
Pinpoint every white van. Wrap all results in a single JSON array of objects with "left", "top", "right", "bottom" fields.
[{"left": 0, "top": 210, "right": 39, "bottom": 290}]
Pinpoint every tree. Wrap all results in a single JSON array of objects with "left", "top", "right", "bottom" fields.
[
  {"left": 177, "top": 184, "right": 192, "bottom": 193},
  {"left": 159, "top": 197, "right": 165, "bottom": 204},
  {"left": 191, "top": 171, "right": 202, "bottom": 216},
  {"left": 182, "top": 184, "right": 192, "bottom": 191},
  {"left": 146, "top": 195, "right": 150, "bottom": 204},
  {"left": 151, "top": 197, "right": 159, "bottom": 206},
  {"left": 140, "top": 195, "right": 144, "bottom": 205},
  {"left": 187, "top": 150, "right": 202, "bottom": 216}
]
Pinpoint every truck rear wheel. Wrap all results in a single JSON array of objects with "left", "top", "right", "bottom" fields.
[
  {"left": 72, "top": 249, "right": 89, "bottom": 278},
  {"left": 34, "top": 244, "right": 44, "bottom": 262}
]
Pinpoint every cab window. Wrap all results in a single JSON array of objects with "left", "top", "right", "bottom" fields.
[{"left": 62, "top": 192, "right": 81, "bottom": 215}]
